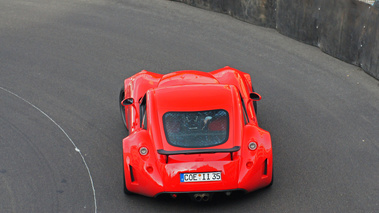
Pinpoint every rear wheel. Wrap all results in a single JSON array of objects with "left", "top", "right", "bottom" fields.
[
  {"left": 119, "top": 87, "right": 128, "bottom": 130},
  {"left": 123, "top": 168, "right": 134, "bottom": 195},
  {"left": 267, "top": 168, "right": 273, "bottom": 187}
]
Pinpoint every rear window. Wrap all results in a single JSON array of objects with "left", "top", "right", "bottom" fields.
[{"left": 163, "top": 110, "right": 229, "bottom": 148}]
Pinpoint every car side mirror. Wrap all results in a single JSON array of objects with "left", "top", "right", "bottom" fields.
[
  {"left": 121, "top": 98, "right": 134, "bottom": 106},
  {"left": 250, "top": 92, "right": 261, "bottom": 101}
]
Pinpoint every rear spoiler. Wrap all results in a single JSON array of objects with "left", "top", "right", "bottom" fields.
[{"left": 157, "top": 146, "right": 240, "bottom": 163}]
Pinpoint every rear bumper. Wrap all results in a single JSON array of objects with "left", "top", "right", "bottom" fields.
[
  {"left": 124, "top": 153, "right": 272, "bottom": 197},
  {"left": 161, "top": 160, "right": 239, "bottom": 193},
  {"left": 154, "top": 189, "right": 247, "bottom": 198}
]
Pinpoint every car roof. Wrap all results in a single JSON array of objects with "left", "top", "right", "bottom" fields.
[
  {"left": 150, "top": 84, "right": 238, "bottom": 112},
  {"left": 157, "top": 71, "right": 219, "bottom": 88}
]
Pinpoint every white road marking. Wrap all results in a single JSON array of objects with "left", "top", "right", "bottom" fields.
[{"left": 0, "top": 86, "right": 97, "bottom": 213}]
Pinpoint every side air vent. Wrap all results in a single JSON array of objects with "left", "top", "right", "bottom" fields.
[
  {"left": 129, "top": 165, "right": 135, "bottom": 182},
  {"left": 263, "top": 159, "right": 268, "bottom": 175}
]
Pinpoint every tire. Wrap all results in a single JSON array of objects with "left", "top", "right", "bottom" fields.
[
  {"left": 123, "top": 168, "right": 134, "bottom": 195},
  {"left": 119, "top": 87, "right": 128, "bottom": 131},
  {"left": 267, "top": 168, "right": 273, "bottom": 187}
]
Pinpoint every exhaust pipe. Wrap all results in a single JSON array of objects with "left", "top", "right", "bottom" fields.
[
  {"left": 193, "top": 193, "right": 211, "bottom": 202},
  {"left": 194, "top": 193, "right": 203, "bottom": 202},
  {"left": 202, "top": 194, "right": 210, "bottom": 202}
]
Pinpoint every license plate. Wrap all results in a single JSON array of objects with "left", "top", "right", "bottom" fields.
[{"left": 180, "top": 172, "right": 222, "bottom": 182}]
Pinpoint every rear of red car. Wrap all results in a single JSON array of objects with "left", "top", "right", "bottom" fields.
[{"left": 122, "top": 84, "right": 272, "bottom": 199}]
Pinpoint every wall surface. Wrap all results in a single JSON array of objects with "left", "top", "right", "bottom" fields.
[
  {"left": 174, "top": 0, "right": 379, "bottom": 80},
  {"left": 173, "top": 0, "right": 276, "bottom": 27}
]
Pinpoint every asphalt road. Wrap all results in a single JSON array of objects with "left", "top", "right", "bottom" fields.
[{"left": 1, "top": 0, "right": 378, "bottom": 212}]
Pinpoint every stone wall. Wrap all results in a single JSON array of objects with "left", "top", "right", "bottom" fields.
[{"left": 174, "top": 0, "right": 379, "bottom": 80}]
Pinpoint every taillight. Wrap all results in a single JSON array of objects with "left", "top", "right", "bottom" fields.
[
  {"left": 139, "top": 147, "right": 149, "bottom": 155},
  {"left": 248, "top": 142, "right": 257, "bottom": 151}
]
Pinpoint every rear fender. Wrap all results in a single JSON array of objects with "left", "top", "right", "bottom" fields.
[
  {"left": 123, "top": 130, "right": 164, "bottom": 197},
  {"left": 238, "top": 124, "right": 273, "bottom": 191}
]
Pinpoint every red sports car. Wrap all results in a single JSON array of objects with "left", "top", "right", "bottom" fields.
[{"left": 119, "top": 66, "right": 273, "bottom": 201}]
